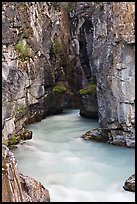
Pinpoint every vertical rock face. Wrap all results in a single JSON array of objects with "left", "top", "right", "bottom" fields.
[
  {"left": 2, "top": 145, "right": 50, "bottom": 202},
  {"left": 70, "top": 2, "right": 135, "bottom": 192},
  {"left": 69, "top": 3, "right": 98, "bottom": 118},
  {"left": 72, "top": 2, "right": 135, "bottom": 147},
  {"left": 2, "top": 2, "right": 78, "bottom": 144},
  {"left": 92, "top": 2, "right": 135, "bottom": 131},
  {"left": 2, "top": 2, "right": 135, "bottom": 144},
  {"left": 2, "top": 1, "right": 135, "bottom": 199},
  {"left": 2, "top": 3, "right": 77, "bottom": 200}
]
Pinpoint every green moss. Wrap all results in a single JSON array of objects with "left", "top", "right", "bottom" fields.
[
  {"left": 53, "top": 83, "right": 67, "bottom": 94},
  {"left": 14, "top": 105, "right": 27, "bottom": 115},
  {"left": 66, "top": 2, "right": 76, "bottom": 11},
  {"left": 2, "top": 135, "right": 21, "bottom": 148},
  {"left": 79, "top": 82, "right": 96, "bottom": 95},
  {"left": 15, "top": 36, "right": 33, "bottom": 61},
  {"left": 2, "top": 139, "right": 8, "bottom": 146},
  {"left": 8, "top": 135, "right": 20, "bottom": 146},
  {"left": 61, "top": 2, "right": 76, "bottom": 11},
  {"left": 50, "top": 35, "right": 63, "bottom": 57}
]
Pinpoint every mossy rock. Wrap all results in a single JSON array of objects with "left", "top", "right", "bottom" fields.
[
  {"left": 2, "top": 130, "right": 32, "bottom": 149},
  {"left": 20, "top": 130, "right": 32, "bottom": 140},
  {"left": 79, "top": 82, "right": 96, "bottom": 95},
  {"left": 25, "top": 115, "right": 42, "bottom": 125},
  {"left": 53, "top": 83, "right": 67, "bottom": 94},
  {"left": 61, "top": 2, "right": 76, "bottom": 11},
  {"left": 2, "top": 139, "right": 8, "bottom": 146},
  {"left": 50, "top": 35, "right": 64, "bottom": 57},
  {"left": 7, "top": 135, "right": 21, "bottom": 147},
  {"left": 15, "top": 36, "right": 34, "bottom": 61}
]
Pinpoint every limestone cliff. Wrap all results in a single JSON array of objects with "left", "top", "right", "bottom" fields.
[
  {"left": 2, "top": 1, "right": 135, "bottom": 147},
  {"left": 72, "top": 2, "right": 135, "bottom": 147},
  {"left": 2, "top": 2, "right": 135, "bottom": 197},
  {"left": 71, "top": 2, "right": 135, "bottom": 193},
  {"left": 2, "top": 2, "right": 76, "bottom": 201},
  {"left": 2, "top": 2, "right": 78, "bottom": 146},
  {"left": 2, "top": 145, "right": 50, "bottom": 202}
]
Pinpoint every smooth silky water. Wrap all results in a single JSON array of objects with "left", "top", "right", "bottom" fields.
[{"left": 13, "top": 109, "right": 135, "bottom": 202}]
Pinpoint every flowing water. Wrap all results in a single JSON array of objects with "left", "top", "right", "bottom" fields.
[{"left": 13, "top": 109, "right": 135, "bottom": 202}]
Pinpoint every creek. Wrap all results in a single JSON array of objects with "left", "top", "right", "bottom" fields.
[{"left": 13, "top": 109, "right": 135, "bottom": 202}]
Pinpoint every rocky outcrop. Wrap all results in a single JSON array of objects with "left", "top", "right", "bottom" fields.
[
  {"left": 2, "top": 1, "right": 135, "bottom": 197},
  {"left": 2, "top": 2, "right": 135, "bottom": 146},
  {"left": 70, "top": 2, "right": 135, "bottom": 193},
  {"left": 2, "top": 2, "right": 79, "bottom": 145},
  {"left": 2, "top": 145, "right": 50, "bottom": 202},
  {"left": 2, "top": 2, "right": 79, "bottom": 201},
  {"left": 69, "top": 3, "right": 98, "bottom": 118},
  {"left": 123, "top": 174, "right": 135, "bottom": 192},
  {"left": 82, "top": 127, "right": 135, "bottom": 147},
  {"left": 70, "top": 2, "right": 135, "bottom": 147}
]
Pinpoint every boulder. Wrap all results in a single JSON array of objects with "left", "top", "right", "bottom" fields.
[
  {"left": 123, "top": 174, "right": 135, "bottom": 192},
  {"left": 2, "top": 145, "right": 50, "bottom": 202}
]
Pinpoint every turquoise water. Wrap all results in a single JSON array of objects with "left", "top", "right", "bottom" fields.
[{"left": 13, "top": 109, "right": 135, "bottom": 202}]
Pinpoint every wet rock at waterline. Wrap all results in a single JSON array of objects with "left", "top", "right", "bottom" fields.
[
  {"left": 123, "top": 174, "right": 135, "bottom": 192},
  {"left": 2, "top": 145, "right": 50, "bottom": 202},
  {"left": 82, "top": 128, "right": 135, "bottom": 193},
  {"left": 82, "top": 128, "right": 135, "bottom": 148}
]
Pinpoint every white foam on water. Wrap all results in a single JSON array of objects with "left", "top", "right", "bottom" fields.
[{"left": 13, "top": 109, "right": 135, "bottom": 202}]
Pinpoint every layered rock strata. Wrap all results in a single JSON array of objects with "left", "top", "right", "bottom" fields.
[
  {"left": 70, "top": 2, "right": 135, "bottom": 147},
  {"left": 70, "top": 2, "right": 135, "bottom": 193},
  {"left": 2, "top": 145, "right": 50, "bottom": 202},
  {"left": 2, "top": 2, "right": 79, "bottom": 146},
  {"left": 2, "top": 2, "right": 135, "bottom": 197}
]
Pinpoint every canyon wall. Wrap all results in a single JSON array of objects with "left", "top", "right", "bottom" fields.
[
  {"left": 2, "top": 2, "right": 79, "bottom": 145},
  {"left": 2, "top": 2, "right": 135, "bottom": 200},
  {"left": 2, "top": 1, "right": 135, "bottom": 147},
  {"left": 2, "top": 2, "right": 76, "bottom": 201},
  {"left": 2, "top": 145, "right": 50, "bottom": 202},
  {"left": 72, "top": 2, "right": 135, "bottom": 147}
]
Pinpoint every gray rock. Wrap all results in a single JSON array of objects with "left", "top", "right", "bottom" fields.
[
  {"left": 71, "top": 2, "right": 135, "bottom": 146},
  {"left": 123, "top": 174, "right": 135, "bottom": 192}
]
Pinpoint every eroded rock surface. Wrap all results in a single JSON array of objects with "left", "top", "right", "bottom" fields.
[
  {"left": 2, "top": 145, "right": 50, "bottom": 202},
  {"left": 2, "top": 2, "right": 79, "bottom": 145},
  {"left": 73, "top": 2, "right": 135, "bottom": 147},
  {"left": 2, "top": 1, "right": 135, "bottom": 197},
  {"left": 123, "top": 174, "right": 135, "bottom": 192}
]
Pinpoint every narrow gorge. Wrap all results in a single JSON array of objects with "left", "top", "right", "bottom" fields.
[{"left": 2, "top": 2, "right": 135, "bottom": 202}]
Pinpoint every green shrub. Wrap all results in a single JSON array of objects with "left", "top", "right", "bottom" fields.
[
  {"left": 15, "top": 36, "right": 33, "bottom": 61},
  {"left": 79, "top": 82, "right": 96, "bottom": 95},
  {"left": 53, "top": 83, "right": 67, "bottom": 94}
]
